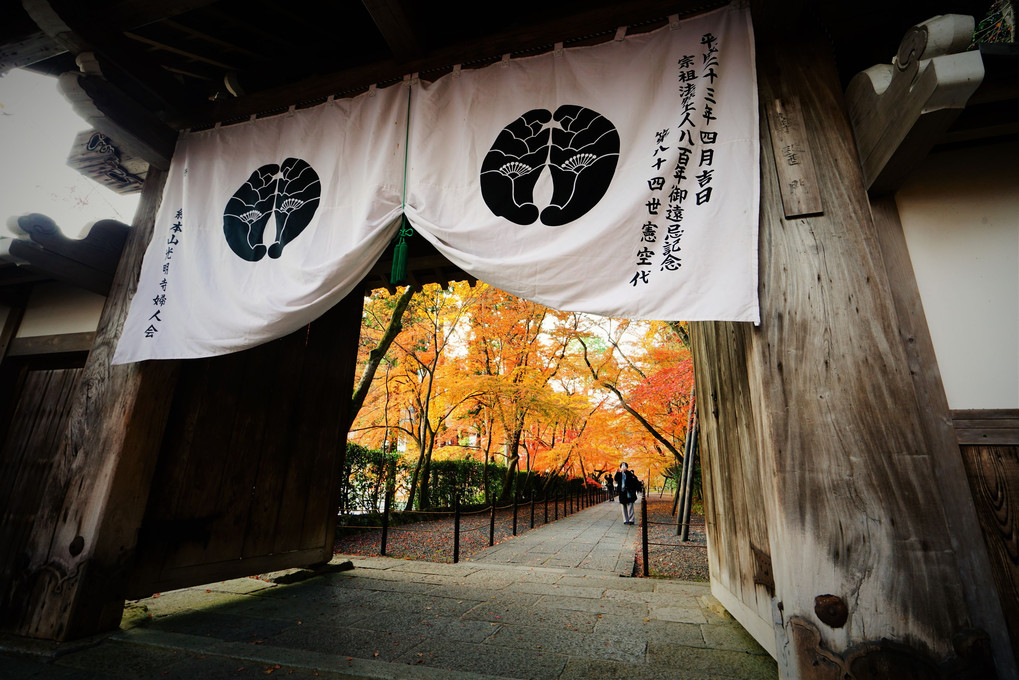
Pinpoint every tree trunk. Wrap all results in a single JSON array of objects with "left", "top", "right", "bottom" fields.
[
  {"left": 481, "top": 419, "right": 493, "bottom": 505},
  {"left": 345, "top": 285, "right": 415, "bottom": 433},
  {"left": 418, "top": 431, "right": 434, "bottom": 510},
  {"left": 404, "top": 444, "right": 424, "bottom": 511},
  {"left": 499, "top": 427, "right": 522, "bottom": 503}
]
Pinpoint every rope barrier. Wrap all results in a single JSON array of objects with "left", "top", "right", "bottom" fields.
[
  {"left": 397, "top": 509, "right": 454, "bottom": 515},
  {"left": 385, "top": 525, "right": 448, "bottom": 534},
  {"left": 338, "top": 491, "right": 613, "bottom": 563}
]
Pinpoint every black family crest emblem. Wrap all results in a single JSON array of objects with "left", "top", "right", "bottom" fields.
[
  {"left": 223, "top": 158, "right": 321, "bottom": 261},
  {"left": 480, "top": 106, "right": 619, "bottom": 226}
]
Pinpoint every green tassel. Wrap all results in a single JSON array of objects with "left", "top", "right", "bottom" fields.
[{"left": 389, "top": 219, "right": 413, "bottom": 285}]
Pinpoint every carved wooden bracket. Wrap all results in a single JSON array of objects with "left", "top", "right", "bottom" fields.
[
  {"left": 59, "top": 71, "right": 175, "bottom": 170},
  {"left": 7, "top": 213, "right": 129, "bottom": 295},
  {"left": 66, "top": 129, "right": 147, "bottom": 195},
  {"left": 23, "top": 0, "right": 182, "bottom": 171},
  {"left": 845, "top": 14, "right": 984, "bottom": 194}
]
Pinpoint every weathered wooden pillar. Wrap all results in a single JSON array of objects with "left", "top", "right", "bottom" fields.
[
  {"left": 2, "top": 168, "right": 181, "bottom": 640},
  {"left": 692, "top": 10, "right": 1013, "bottom": 677}
]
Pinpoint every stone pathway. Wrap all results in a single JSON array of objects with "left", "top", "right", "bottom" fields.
[
  {"left": 469, "top": 495, "right": 637, "bottom": 573},
  {"left": 0, "top": 500, "right": 777, "bottom": 679}
]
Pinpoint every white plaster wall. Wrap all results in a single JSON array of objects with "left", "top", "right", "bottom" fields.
[
  {"left": 15, "top": 282, "right": 105, "bottom": 337},
  {"left": 895, "top": 141, "right": 1019, "bottom": 410}
]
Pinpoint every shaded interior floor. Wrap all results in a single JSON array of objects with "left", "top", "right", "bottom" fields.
[{"left": 1, "top": 502, "right": 776, "bottom": 679}]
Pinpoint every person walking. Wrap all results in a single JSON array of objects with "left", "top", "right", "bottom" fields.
[{"left": 614, "top": 462, "right": 641, "bottom": 525}]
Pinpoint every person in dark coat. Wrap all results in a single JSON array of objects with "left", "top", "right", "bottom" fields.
[{"left": 613, "top": 462, "right": 641, "bottom": 525}]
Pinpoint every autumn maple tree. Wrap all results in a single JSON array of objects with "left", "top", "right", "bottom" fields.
[
  {"left": 576, "top": 318, "right": 695, "bottom": 484},
  {"left": 463, "top": 285, "right": 585, "bottom": 502},
  {"left": 347, "top": 282, "right": 695, "bottom": 507}
]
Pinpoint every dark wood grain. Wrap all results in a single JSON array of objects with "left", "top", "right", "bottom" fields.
[
  {"left": 1, "top": 168, "right": 181, "bottom": 641},
  {"left": 870, "top": 198, "right": 1015, "bottom": 666},
  {"left": 691, "top": 320, "right": 776, "bottom": 654},
  {"left": 0, "top": 368, "right": 83, "bottom": 629},
  {"left": 686, "top": 16, "right": 1012, "bottom": 674},
  {"left": 128, "top": 294, "right": 362, "bottom": 596},
  {"left": 959, "top": 445, "right": 1019, "bottom": 658}
]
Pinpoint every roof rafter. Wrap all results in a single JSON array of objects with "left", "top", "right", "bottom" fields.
[
  {"left": 206, "top": 0, "right": 723, "bottom": 124},
  {"left": 361, "top": 0, "right": 423, "bottom": 63}
]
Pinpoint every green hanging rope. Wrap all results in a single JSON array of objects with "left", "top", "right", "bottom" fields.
[
  {"left": 390, "top": 80, "right": 414, "bottom": 286},
  {"left": 390, "top": 217, "right": 413, "bottom": 285}
]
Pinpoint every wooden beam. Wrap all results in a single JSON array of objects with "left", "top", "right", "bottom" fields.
[
  {"left": 1, "top": 168, "right": 181, "bottom": 641},
  {"left": 207, "top": 0, "right": 725, "bottom": 123},
  {"left": 159, "top": 18, "right": 261, "bottom": 60},
  {"left": 952, "top": 409, "right": 1019, "bottom": 446},
  {"left": 7, "top": 332, "right": 96, "bottom": 357},
  {"left": 361, "top": 0, "right": 424, "bottom": 63},
  {"left": 25, "top": 0, "right": 202, "bottom": 118},
  {"left": 0, "top": 299, "right": 29, "bottom": 473},
  {"left": 123, "top": 30, "right": 238, "bottom": 70},
  {"left": 0, "top": 29, "right": 62, "bottom": 73},
  {"left": 0, "top": 296, "right": 26, "bottom": 362},
  {"left": 95, "top": 0, "right": 221, "bottom": 31}
]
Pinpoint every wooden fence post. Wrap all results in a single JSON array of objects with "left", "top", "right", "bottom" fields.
[
  {"left": 680, "top": 423, "right": 698, "bottom": 541},
  {"left": 380, "top": 489, "right": 391, "bottom": 556},
  {"left": 512, "top": 492, "right": 518, "bottom": 536},
  {"left": 488, "top": 503, "right": 495, "bottom": 547},
  {"left": 453, "top": 493, "right": 460, "bottom": 564},
  {"left": 529, "top": 491, "right": 535, "bottom": 529},
  {"left": 641, "top": 494, "right": 649, "bottom": 577}
]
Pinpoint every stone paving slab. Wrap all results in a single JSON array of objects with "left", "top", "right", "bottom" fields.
[{"left": 0, "top": 500, "right": 776, "bottom": 679}]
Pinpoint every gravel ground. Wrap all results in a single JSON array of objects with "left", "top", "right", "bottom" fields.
[
  {"left": 333, "top": 497, "right": 579, "bottom": 563},
  {"left": 635, "top": 495, "right": 709, "bottom": 581},
  {"left": 333, "top": 495, "right": 709, "bottom": 582}
]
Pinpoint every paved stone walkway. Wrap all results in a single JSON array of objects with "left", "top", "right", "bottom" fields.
[
  {"left": 470, "top": 495, "right": 638, "bottom": 573},
  {"left": 0, "top": 500, "right": 777, "bottom": 679}
]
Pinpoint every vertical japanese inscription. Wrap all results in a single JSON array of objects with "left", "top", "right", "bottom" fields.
[
  {"left": 144, "top": 206, "right": 183, "bottom": 339},
  {"left": 766, "top": 97, "right": 823, "bottom": 218},
  {"left": 629, "top": 31, "right": 723, "bottom": 287}
]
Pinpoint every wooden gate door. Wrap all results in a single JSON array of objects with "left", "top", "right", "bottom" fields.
[
  {"left": 126, "top": 293, "right": 363, "bottom": 598},
  {"left": 0, "top": 364, "right": 84, "bottom": 627}
]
